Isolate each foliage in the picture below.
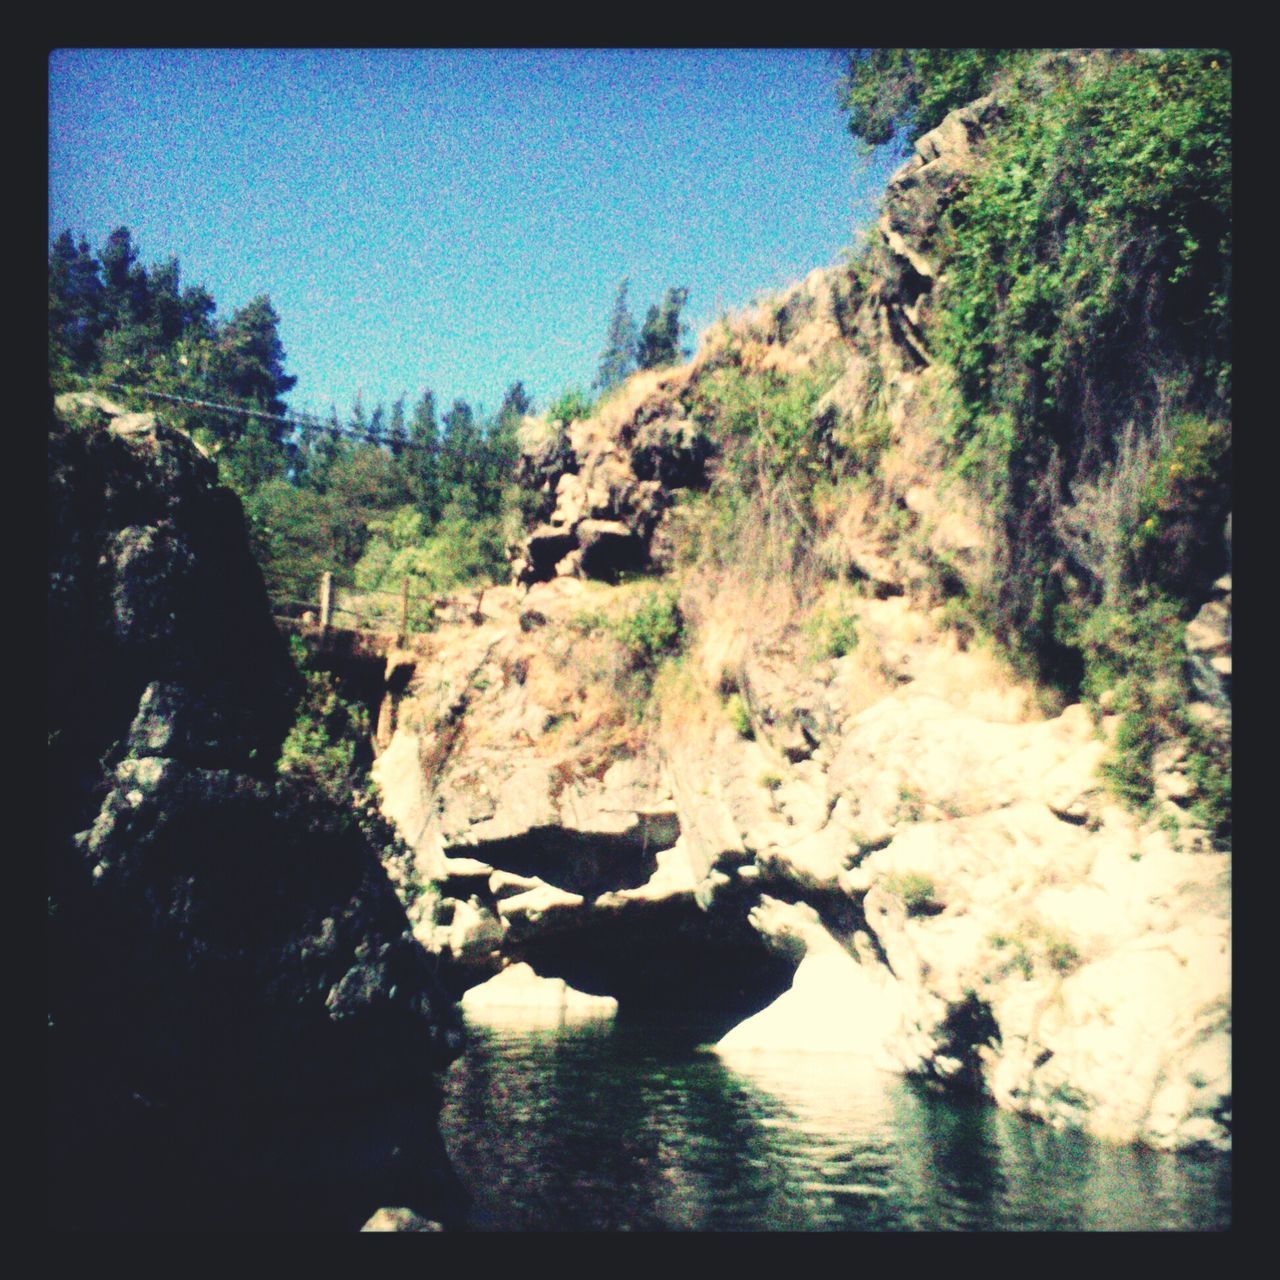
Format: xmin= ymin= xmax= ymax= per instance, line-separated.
xmin=1128 ymin=415 xmax=1231 ymax=601
xmin=636 ymin=286 xmax=690 ymax=370
xmin=990 ymin=922 xmax=1081 ymax=979
xmin=938 ymin=51 xmax=1230 ymax=464
xmin=50 ymin=227 xmax=529 ymax=614
xmin=691 ymin=359 xmax=839 ymax=504
xmin=909 ymin=48 xmax=1232 ymax=740
xmin=804 ymin=591 xmax=860 ymax=659
xmin=277 ymin=636 xmax=369 ymax=811
xmin=840 ymin=48 xmax=1029 ymax=148
xmin=354 ymin=499 xmax=511 ymax=604
xmin=595 ymin=277 xmax=639 ymax=391
xmin=610 ymin=588 xmax=684 ymax=674
xmin=882 ymin=870 xmax=937 ymax=916
xmin=1060 ymin=589 xmax=1186 ymax=811
xmin=725 ymin=693 xmax=753 ymax=740
xmin=1186 ymin=719 xmax=1231 ymax=852
xmin=242 ymin=479 xmax=351 ymax=603
xmin=547 ymin=386 xmax=594 ymax=425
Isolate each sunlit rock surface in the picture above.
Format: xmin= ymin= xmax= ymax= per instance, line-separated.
xmin=369 ymin=89 xmax=1230 ymax=1155
xmin=461 ymin=962 xmax=618 ymax=1022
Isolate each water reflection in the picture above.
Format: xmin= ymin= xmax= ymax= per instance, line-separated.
xmin=437 ymin=1016 xmax=1230 ymax=1231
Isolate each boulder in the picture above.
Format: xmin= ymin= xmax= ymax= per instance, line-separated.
xmin=460 ymin=962 xmax=618 ymax=1020
xmin=48 ymin=406 xmax=464 ymax=1230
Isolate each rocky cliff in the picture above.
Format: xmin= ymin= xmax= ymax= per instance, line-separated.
xmin=371 ymin=95 xmax=1230 ymax=1155
xmin=48 ymin=395 xmax=464 ymax=1230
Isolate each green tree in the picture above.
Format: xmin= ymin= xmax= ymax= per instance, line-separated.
xmin=48 ymin=231 xmax=105 ymax=374
xmin=636 ymin=286 xmax=689 ymax=370
xmin=439 ymin=398 xmax=479 ymax=500
xmin=242 ymin=480 xmax=352 ymax=603
xmin=840 ymin=48 xmax=1029 ymax=149
xmin=407 ymin=388 xmax=442 ymax=519
xmin=547 ymin=386 xmax=593 ymax=425
xmin=148 ymin=256 xmax=186 ymax=347
xmin=212 ymin=295 xmax=297 ymax=424
xmin=595 ymin=277 xmax=638 ymax=391
xmin=388 ymin=395 xmax=408 ymax=459
xmin=99 ymin=226 xmax=151 ymax=327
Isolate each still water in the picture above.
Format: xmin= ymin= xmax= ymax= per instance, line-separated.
xmin=438 ymin=1013 xmax=1231 ymax=1231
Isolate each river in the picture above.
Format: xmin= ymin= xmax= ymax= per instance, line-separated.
xmin=437 ymin=1012 xmax=1231 ymax=1232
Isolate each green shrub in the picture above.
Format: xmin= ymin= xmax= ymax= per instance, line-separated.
xmin=726 ymin=694 xmax=754 ymax=739
xmin=883 ymin=870 xmax=938 ymax=916
xmin=991 ymin=921 xmax=1081 ymax=979
xmin=805 ymin=601 xmax=860 ymax=659
xmin=929 ymin=51 xmax=1230 ymax=675
xmin=690 ymin=361 xmax=839 ymax=498
xmin=1044 ymin=931 xmax=1082 ymax=976
xmin=278 ymin=637 xmax=369 ymax=812
xmin=353 ymin=499 xmax=509 ymax=608
xmin=840 ymin=48 xmax=1031 ymax=149
xmin=547 ymin=386 xmax=594 ymax=425
xmin=1186 ymin=719 xmax=1231 ymax=852
xmin=895 ymin=785 xmax=926 ymax=823
xmin=611 ymin=589 xmax=684 ymax=673
xmin=1067 ymin=589 xmax=1190 ymax=813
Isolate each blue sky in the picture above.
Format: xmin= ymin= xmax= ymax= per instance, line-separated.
xmin=49 ymin=48 xmax=902 ymax=421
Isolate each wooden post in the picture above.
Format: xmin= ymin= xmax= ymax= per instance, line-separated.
xmin=400 ymin=576 xmax=410 ymax=641
xmin=318 ymin=571 xmax=333 ymax=631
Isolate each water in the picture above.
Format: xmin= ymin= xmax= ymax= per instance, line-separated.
xmin=438 ymin=1014 xmax=1231 ymax=1231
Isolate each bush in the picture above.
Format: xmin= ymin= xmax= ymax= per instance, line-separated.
xmin=726 ymin=694 xmax=754 ymax=740
xmin=690 ymin=361 xmax=838 ymax=498
xmin=1186 ymin=719 xmax=1231 ymax=852
xmin=990 ymin=922 xmax=1081 ymax=979
xmin=930 ymin=50 xmax=1231 ymax=674
xmin=841 ymin=48 xmax=1030 ymax=149
xmin=804 ymin=596 xmax=860 ymax=659
xmin=611 ymin=589 xmax=683 ymax=673
xmin=277 ymin=637 xmax=370 ymax=813
xmin=1066 ymin=590 xmax=1188 ymax=811
xmin=353 ymin=499 xmax=509 ymax=608
xmin=883 ymin=870 xmax=938 ymax=916
xmin=547 ymin=386 xmax=594 ymax=425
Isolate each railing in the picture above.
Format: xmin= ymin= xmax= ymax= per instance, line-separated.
xmin=272 ymin=572 xmax=487 ymax=640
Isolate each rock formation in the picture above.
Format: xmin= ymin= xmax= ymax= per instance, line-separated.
xmin=370 ymin=92 xmax=1231 ymax=1155
xmin=48 ymin=396 xmax=464 ymax=1230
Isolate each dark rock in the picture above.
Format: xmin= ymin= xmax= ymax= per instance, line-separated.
xmin=48 ymin=406 xmax=464 ymax=1230
xmin=577 ymin=518 xmax=648 ymax=580
xmin=522 ymin=525 xmax=578 ymax=583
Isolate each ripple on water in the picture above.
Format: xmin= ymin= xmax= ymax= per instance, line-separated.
xmin=437 ymin=1015 xmax=1231 ymax=1231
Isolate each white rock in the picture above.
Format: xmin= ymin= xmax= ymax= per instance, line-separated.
xmin=716 ymin=946 xmax=908 ymax=1061
xmin=460 ymin=962 xmax=617 ymax=1021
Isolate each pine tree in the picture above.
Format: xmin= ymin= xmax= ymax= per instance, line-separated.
xmin=595 ymin=278 xmax=638 ymax=391
xmin=213 ymin=295 xmax=297 ymax=424
xmin=408 ymin=389 xmax=442 ymax=520
xmin=100 ymin=226 xmax=149 ymax=326
xmin=636 ymin=286 xmax=690 ymax=371
xmin=48 ymin=231 xmax=105 ymax=373
xmin=440 ymin=399 xmax=478 ymax=500
xmin=389 ymin=395 xmax=408 ymax=459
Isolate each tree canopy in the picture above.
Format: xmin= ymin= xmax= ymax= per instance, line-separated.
xmin=840 ymin=49 xmax=1029 ymax=149
xmin=636 ymin=286 xmax=689 ymax=371
xmin=595 ymin=278 xmax=638 ymax=391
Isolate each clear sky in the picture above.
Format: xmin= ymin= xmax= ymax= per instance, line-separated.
xmin=49 ymin=48 xmax=902 ymax=421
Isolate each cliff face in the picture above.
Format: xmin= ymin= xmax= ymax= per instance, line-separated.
xmin=48 ymin=398 xmax=464 ymax=1230
xmin=372 ymin=97 xmax=1230 ymax=1154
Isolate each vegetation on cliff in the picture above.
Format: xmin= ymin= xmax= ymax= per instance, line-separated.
xmin=51 ymin=49 xmax=1229 ymax=848
xmin=905 ymin=50 xmax=1229 ymax=842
